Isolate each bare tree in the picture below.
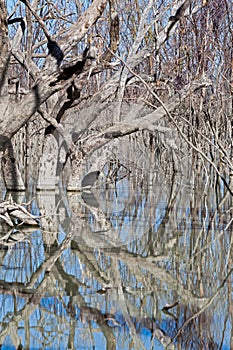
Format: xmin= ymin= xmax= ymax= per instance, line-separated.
xmin=0 ymin=0 xmax=232 ymax=191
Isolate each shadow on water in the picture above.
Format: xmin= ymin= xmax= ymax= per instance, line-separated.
xmin=0 ymin=169 xmax=232 ymax=350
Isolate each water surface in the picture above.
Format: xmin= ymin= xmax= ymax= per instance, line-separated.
xmin=0 ymin=173 xmax=232 ymax=349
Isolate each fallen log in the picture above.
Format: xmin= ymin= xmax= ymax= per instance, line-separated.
xmin=0 ymin=200 xmax=39 ymax=226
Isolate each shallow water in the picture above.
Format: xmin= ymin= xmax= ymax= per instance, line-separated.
xmin=0 ymin=173 xmax=232 ymax=350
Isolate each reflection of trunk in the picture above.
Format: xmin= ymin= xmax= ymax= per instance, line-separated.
xmin=0 ymin=136 xmax=25 ymax=190
xmin=146 ymin=170 xmax=179 ymax=256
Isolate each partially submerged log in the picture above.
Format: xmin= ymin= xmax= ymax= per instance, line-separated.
xmin=0 ymin=228 xmax=30 ymax=247
xmin=0 ymin=201 xmax=39 ymax=226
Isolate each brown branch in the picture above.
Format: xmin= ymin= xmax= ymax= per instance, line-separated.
xmin=101 ymin=0 xmax=119 ymax=62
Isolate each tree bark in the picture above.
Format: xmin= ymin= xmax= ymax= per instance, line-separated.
xmin=0 ymin=0 xmax=10 ymax=96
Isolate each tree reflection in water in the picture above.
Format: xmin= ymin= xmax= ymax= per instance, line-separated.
xmin=0 ymin=170 xmax=232 ymax=350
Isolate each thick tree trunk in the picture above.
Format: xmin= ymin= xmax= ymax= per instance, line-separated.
xmin=0 ymin=136 xmax=25 ymax=190
xmin=0 ymin=2 xmax=25 ymax=190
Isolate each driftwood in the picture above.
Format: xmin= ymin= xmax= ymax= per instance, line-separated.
xmin=0 ymin=201 xmax=39 ymax=226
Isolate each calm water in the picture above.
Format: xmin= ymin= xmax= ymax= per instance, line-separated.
xmin=0 ymin=173 xmax=232 ymax=350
